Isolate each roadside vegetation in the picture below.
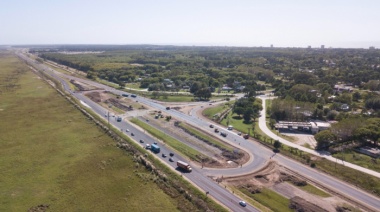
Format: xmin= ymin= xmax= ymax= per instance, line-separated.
xmin=332 ymin=150 xmax=380 ymax=172
xmin=296 ymin=184 xmax=331 ymax=198
xmin=239 ymin=188 xmax=292 ymax=212
xmin=203 ymin=103 xmax=230 ymax=120
xmin=1 ymin=51 xmax=225 ymax=212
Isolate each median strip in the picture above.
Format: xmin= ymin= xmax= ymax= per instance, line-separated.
xmin=130 ymin=118 xmax=208 ymax=162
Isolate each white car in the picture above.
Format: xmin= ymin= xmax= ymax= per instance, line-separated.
xmin=126 ymin=129 xmax=130 ymax=132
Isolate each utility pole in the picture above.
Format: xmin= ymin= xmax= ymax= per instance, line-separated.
xmin=107 ymin=111 xmax=110 ymax=130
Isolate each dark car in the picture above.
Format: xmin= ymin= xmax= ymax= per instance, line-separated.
xmin=209 ymin=124 xmax=214 ymax=128
xmin=169 ymin=158 xmax=174 ymax=162
xmin=214 ymin=128 xmax=219 ymax=133
xmin=239 ymin=201 xmax=247 ymax=207
xmin=139 ymin=139 xmax=144 ymax=143
xmin=169 ymin=153 xmax=174 ymax=157
xmin=162 ymin=153 xmax=167 ymax=158
xmin=166 ymin=107 xmax=170 ymax=110
xmin=131 ymin=133 xmax=134 ymax=136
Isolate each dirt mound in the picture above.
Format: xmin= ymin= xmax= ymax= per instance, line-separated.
xmin=239 ymin=183 xmax=262 ymax=194
xmin=70 ymin=79 xmax=88 ymax=91
xmin=28 ymin=204 xmax=49 ymax=212
xmin=280 ymin=172 xmax=307 ymax=186
xmin=86 ymin=91 xmax=102 ymax=102
xmin=105 ymin=98 xmax=133 ymax=111
xmin=221 ymin=150 xmax=244 ymax=161
xmin=224 ymin=161 xmax=281 ymax=187
xmin=289 ymin=196 xmax=328 ymax=212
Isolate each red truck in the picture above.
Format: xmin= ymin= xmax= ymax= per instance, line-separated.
xmin=177 ymin=161 xmax=192 ymax=172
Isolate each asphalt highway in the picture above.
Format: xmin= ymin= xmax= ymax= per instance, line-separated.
xmin=17 ymin=52 xmax=380 ymax=211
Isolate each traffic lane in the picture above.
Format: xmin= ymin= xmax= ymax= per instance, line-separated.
xmin=186 ymin=169 xmax=258 ymax=212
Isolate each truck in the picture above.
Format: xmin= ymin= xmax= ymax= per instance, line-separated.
xmin=177 ymin=161 xmax=192 ymax=172
xmin=150 ymin=144 xmax=160 ymax=153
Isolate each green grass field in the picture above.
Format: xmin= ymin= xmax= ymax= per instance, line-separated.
xmin=333 ymin=150 xmax=380 ymax=173
xmin=239 ymin=188 xmax=291 ymax=212
xmin=285 ymin=182 xmax=330 ymax=197
xmin=0 ymin=52 xmax=180 ymax=211
xmin=298 ymin=184 xmax=331 ymax=197
xmin=125 ymin=82 xmax=142 ymax=90
xmin=130 ymin=118 xmax=207 ymax=162
xmin=203 ymin=103 xmax=229 ymax=119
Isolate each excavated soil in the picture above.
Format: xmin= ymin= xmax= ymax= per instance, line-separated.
xmin=70 ymin=79 xmax=96 ymax=91
xmin=221 ymin=161 xmax=356 ymax=212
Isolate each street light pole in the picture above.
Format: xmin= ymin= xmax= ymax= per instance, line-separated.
xmin=107 ymin=111 xmax=110 ymax=130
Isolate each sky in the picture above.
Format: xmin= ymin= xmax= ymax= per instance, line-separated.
xmin=1 ymin=0 xmax=379 ymax=48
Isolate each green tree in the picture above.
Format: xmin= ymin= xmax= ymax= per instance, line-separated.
xmin=314 ymin=130 xmax=337 ymax=150
xmin=243 ymin=108 xmax=253 ymax=123
xmin=353 ymin=118 xmax=380 ymax=146
xmin=233 ymin=106 xmax=245 ymax=117
xmin=273 ymin=140 xmax=282 ymax=151
xmin=352 ymin=91 xmax=361 ymax=102
xmin=195 ymin=87 xmax=212 ymax=100
xmin=118 ymin=81 xmax=125 ymax=89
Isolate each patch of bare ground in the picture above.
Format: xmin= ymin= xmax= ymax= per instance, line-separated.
xmin=85 ymin=91 xmax=102 ymax=102
xmin=222 ymin=161 xmax=355 ymax=212
xmin=85 ymin=91 xmax=148 ymax=114
xmin=105 ymin=98 xmax=134 ymax=111
xmin=70 ymin=79 xmax=97 ymax=91
xmin=289 ymin=196 xmax=329 ymax=212
xmin=273 ymin=183 xmax=337 ymax=212
xmin=28 ymin=204 xmax=49 ymax=212
xmin=178 ymin=105 xmax=197 ymax=115
xmin=223 ymin=161 xmax=281 ymax=187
